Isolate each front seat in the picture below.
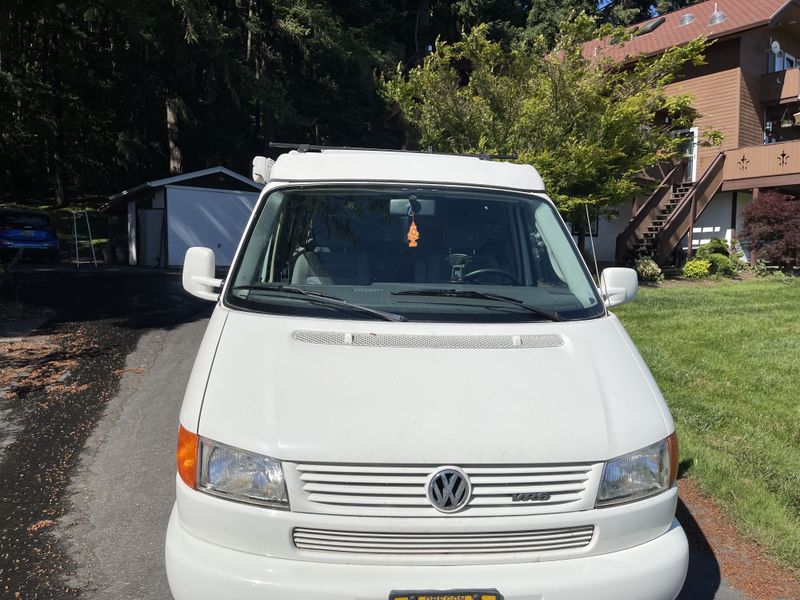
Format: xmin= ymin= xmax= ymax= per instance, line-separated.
xmin=417 ymin=218 xmax=499 ymax=283
xmin=291 ymin=249 xmax=334 ymax=285
xmin=291 ymin=245 xmax=371 ymax=285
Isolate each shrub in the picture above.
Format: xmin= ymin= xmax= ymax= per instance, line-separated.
xmin=695 ymin=238 xmax=730 ymax=259
xmin=741 ymin=191 xmax=800 ymax=268
xmin=754 ymin=258 xmax=770 ymax=277
xmin=706 ymin=252 xmax=735 ymax=276
xmin=729 ymin=239 xmax=748 ymax=272
xmin=635 ymin=258 xmax=664 ymax=283
xmin=682 ymin=258 xmax=711 ymax=279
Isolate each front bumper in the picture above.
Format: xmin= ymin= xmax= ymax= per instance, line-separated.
xmin=166 ymin=506 xmax=688 ymax=600
xmin=0 ymin=238 xmax=58 ymax=250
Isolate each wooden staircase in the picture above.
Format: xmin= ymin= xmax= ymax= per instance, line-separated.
xmin=616 ymin=152 xmax=727 ymax=265
xmin=633 ymin=182 xmax=692 ymax=260
xmin=655 ymin=151 xmax=726 ymax=264
xmin=615 ymin=160 xmax=687 ymax=265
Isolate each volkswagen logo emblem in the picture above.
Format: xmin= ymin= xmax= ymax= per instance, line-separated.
xmin=426 ymin=466 xmax=471 ymax=513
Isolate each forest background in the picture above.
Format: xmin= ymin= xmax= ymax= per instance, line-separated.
xmin=1 ymin=0 xmax=702 ymax=205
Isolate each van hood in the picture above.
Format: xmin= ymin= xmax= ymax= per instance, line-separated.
xmin=198 ymin=309 xmax=672 ymax=464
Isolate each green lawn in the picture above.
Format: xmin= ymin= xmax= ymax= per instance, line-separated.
xmin=614 ymin=277 xmax=800 ymax=574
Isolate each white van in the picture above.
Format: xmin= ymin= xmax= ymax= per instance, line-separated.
xmin=166 ymin=148 xmax=688 ymax=600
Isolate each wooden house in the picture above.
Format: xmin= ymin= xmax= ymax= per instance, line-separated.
xmin=583 ymin=0 xmax=800 ymax=264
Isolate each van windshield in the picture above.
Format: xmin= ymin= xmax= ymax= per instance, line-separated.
xmin=226 ymin=186 xmax=604 ymax=322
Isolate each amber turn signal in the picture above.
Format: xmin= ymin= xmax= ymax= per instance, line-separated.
xmin=177 ymin=424 xmax=199 ymax=489
xmin=667 ymin=431 xmax=679 ymax=487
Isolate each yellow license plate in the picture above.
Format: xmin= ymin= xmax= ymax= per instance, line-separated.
xmin=390 ymin=590 xmax=503 ymax=600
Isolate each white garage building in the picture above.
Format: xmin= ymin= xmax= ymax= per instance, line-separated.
xmin=104 ymin=167 xmax=262 ymax=268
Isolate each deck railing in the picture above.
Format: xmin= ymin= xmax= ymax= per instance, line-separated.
xmin=723 ymin=139 xmax=800 ymax=184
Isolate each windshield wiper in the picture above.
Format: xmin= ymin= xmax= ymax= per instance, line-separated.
xmin=392 ymin=288 xmax=562 ymax=322
xmin=232 ymin=283 xmax=406 ymax=322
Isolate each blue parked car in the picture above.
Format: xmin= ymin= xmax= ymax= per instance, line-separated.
xmin=0 ymin=208 xmax=60 ymax=262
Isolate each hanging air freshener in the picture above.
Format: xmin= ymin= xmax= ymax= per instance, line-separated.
xmin=407 ymin=211 xmax=420 ymax=247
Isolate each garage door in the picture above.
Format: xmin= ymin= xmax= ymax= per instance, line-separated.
xmin=166 ymin=185 xmax=259 ymax=267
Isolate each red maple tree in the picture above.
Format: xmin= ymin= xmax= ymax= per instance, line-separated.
xmin=741 ymin=190 xmax=800 ymax=268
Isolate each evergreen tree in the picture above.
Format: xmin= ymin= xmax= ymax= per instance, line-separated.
xmin=599 ymin=0 xmax=702 ymax=26
xmin=525 ymin=0 xmax=597 ymax=46
xmin=0 ymin=0 xmax=708 ymax=204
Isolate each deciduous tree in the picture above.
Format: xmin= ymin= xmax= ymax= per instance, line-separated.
xmin=381 ymin=14 xmax=710 ymax=249
xmin=741 ymin=191 xmax=800 ymax=268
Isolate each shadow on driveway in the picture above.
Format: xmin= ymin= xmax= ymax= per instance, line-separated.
xmin=677 ymin=496 xmax=729 ymax=599
xmin=0 ymin=264 xmax=212 ymax=598
xmin=3 ymin=264 xmax=212 ymax=331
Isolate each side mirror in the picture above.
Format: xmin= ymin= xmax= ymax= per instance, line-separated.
xmin=182 ymin=247 xmax=223 ymax=301
xmin=599 ymin=267 xmax=638 ymax=307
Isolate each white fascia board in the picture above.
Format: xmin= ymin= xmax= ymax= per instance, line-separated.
xmin=149 ymin=167 xmax=263 ymax=191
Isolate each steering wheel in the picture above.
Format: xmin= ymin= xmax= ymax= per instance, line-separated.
xmin=463 ymin=268 xmax=522 ymax=286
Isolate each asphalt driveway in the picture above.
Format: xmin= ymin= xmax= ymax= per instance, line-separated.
xmin=0 ymin=265 xmax=754 ymax=599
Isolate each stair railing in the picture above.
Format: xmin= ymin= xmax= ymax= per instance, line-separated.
xmin=656 ymin=151 xmax=726 ymax=264
xmin=615 ymin=160 xmax=686 ymax=264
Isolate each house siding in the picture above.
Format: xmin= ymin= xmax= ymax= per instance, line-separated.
xmin=572 ymin=202 xmax=633 ymax=264
xmin=679 ymin=191 xmax=753 ymax=259
xmin=739 ymin=29 xmax=770 ymax=148
xmin=666 ymin=39 xmax=742 ymax=178
xmin=666 ymin=74 xmax=740 ymax=176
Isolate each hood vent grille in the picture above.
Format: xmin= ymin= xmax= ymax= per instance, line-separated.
xmin=293 ymin=330 xmax=564 ymax=350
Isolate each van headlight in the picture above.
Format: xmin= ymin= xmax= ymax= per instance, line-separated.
xmin=198 ymin=438 xmax=288 ymax=508
xmin=596 ymin=433 xmax=678 ymax=507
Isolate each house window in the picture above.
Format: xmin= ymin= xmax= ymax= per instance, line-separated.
xmin=570 ymin=211 xmax=599 ymax=237
xmin=768 ymin=49 xmax=797 ymax=72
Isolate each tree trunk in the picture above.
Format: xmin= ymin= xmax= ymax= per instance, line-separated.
xmin=414 ymin=0 xmax=430 ymax=65
xmin=166 ymin=97 xmax=183 ymax=175
xmin=53 ymin=116 xmax=67 ymax=206
xmin=575 ymin=210 xmax=587 ymax=255
xmin=246 ymin=0 xmax=253 ymax=62
xmin=262 ymin=101 xmax=275 ymax=146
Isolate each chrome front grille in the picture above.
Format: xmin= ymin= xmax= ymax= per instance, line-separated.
xmin=286 ymin=463 xmax=600 ymax=517
xmin=293 ymin=525 xmax=594 ymax=555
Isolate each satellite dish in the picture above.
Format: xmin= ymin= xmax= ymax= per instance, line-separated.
xmin=771 ymin=40 xmax=782 ymax=55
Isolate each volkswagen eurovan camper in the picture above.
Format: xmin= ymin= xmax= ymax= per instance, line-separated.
xmin=166 ymin=148 xmax=689 ymax=600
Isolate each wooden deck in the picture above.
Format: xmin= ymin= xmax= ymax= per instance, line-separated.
xmin=722 ymin=139 xmax=800 ymax=190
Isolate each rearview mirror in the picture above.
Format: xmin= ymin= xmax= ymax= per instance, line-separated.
xmin=389 ymin=197 xmax=436 ymax=216
xmin=182 ymin=247 xmax=223 ymax=301
xmin=599 ymin=267 xmax=638 ymax=307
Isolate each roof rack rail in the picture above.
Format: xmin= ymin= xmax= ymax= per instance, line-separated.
xmin=268 ymin=142 xmax=516 ymax=162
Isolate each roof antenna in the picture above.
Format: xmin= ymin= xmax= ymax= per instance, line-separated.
xmin=584 ymin=203 xmax=601 ymax=285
